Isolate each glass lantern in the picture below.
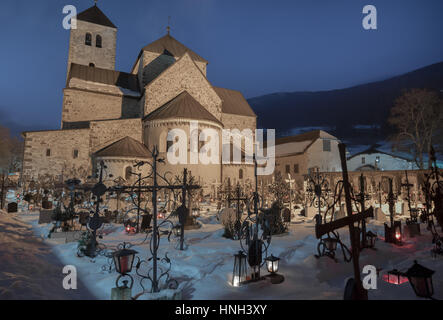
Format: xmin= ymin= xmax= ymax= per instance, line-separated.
xmin=366 ymin=231 xmax=377 ymax=248
xmin=405 ymin=260 xmax=435 ymax=298
xmin=113 ymin=247 xmax=138 ymax=275
xmin=386 ymin=269 xmax=408 ymax=285
xmin=232 ymin=251 xmax=247 ymax=287
xmin=324 ymin=237 xmax=338 ymax=251
xmin=173 ymin=224 xmax=182 ymax=237
xmin=265 ymin=255 xmax=280 ymax=274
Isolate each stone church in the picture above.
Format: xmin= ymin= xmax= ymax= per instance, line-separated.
xmin=21 ymin=4 xmax=257 ymax=192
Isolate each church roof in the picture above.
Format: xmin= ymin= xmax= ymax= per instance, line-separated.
xmin=144 ymin=91 xmax=223 ymax=126
xmin=94 ymin=136 xmax=151 ymax=158
xmin=213 ymin=87 xmax=256 ymax=117
xmin=77 ymin=5 xmax=116 ymax=29
xmin=133 ymin=34 xmax=207 ymax=70
xmin=142 ymin=50 xmax=176 ymax=86
xmin=67 ymin=63 xmax=139 ymax=92
xmin=275 ymin=130 xmax=337 ymax=146
xmin=142 ymin=35 xmax=207 ymax=63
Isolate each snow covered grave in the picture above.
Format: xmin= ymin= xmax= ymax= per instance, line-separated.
xmin=0 ymin=207 xmax=441 ymax=300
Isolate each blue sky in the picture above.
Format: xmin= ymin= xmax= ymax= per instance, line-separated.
xmin=0 ymin=0 xmax=442 ymax=133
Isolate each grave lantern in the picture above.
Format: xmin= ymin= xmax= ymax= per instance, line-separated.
xmin=386 ymin=269 xmax=408 ymax=285
xmin=405 ymin=260 xmax=435 ymax=299
xmin=192 ymin=207 xmax=200 ymax=217
xmin=113 ymin=247 xmax=138 ymax=275
xmin=395 ymin=229 xmax=401 ymax=241
xmin=232 ymin=251 xmax=247 ymax=287
xmin=173 ymin=224 xmax=182 ymax=237
xmin=366 ymin=231 xmax=377 ymax=248
xmin=324 ymin=237 xmax=338 ymax=251
xmin=265 ymin=255 xmax=280 ymax=274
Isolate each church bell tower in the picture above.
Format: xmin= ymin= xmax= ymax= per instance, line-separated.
xmin=66 ymin=4 xmax=117 ymax=79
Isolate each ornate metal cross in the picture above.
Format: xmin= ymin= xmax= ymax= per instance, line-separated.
xmin=315 ymin=143 xmax=373 ymax=300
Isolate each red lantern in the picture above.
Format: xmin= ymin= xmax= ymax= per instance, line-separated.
xmin=113 ymin=247 xmax=138 ymax=275
xmin=385 ymin=269 xmax=408 ymax=285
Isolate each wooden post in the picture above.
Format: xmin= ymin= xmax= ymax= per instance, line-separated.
xmin=338 ymin=143 xmax=368 ymax=300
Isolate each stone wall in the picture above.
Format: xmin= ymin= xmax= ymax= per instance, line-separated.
xmin=90 ymin=118 xmax=143 ymax=153
xmin=62 ymin=88 xmax=140 ymax=124
xmin=144 ymin=53 xmax=222 ymax=119
xmin=22 ymin=129 xmax=91 ymax=182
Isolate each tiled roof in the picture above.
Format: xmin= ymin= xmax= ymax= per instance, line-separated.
xmin=142 ymin=34 xmax=207 ymax=63
xmin=68 ymin=63 xmax=139 ymax=92
xmin=144 ymin=91 xmax=222 ymax=126
xmin=142 ymin=50 xmax=176 ymax=86
xmin=77 ymin=5 xmax=116 ymax=28
xmin=213 ymin=87 xmax=256 ymax=117
xmin=94 ymin=136 xmax=151 ymax=158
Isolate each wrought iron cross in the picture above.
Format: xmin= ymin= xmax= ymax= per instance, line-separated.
xmin=315 ymin=144 xmax=373 ymax=300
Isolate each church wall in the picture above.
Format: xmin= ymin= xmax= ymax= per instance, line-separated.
xmin=22 ymin=129 xmax=91 ymax=182
xmin=62 ymin=88 xmax=139 ymax=124
xmin=222 ymin=164 xmax=255 ymax=187
xmin=144 ymin=54 xmax=221 ymax=119
xmin=90 ymin=118 xmax=143 ymax=153
xmin=221 ymin=113 xmax=256 ymax=132
xmin=143 ymin=119 xmax=222 ymax=188
xmin=67 ymin=19 xmax=116 ymax=77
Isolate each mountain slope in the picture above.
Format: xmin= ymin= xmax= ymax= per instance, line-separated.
xmin=248 ymin=61 xmax=443 ymax=144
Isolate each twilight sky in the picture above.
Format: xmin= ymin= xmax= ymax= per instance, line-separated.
xmin=0 ymin=0 xmax=442 ymax=134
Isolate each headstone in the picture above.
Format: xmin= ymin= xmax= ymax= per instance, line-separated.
xmin=78 ymin=212 xmax=90 ymax=226
xmin=140 ymin=214 xmax=152 ymax=231
xmin=48 ymin=231 xmax=83 ymax=243
xmin=336 ymin=204 xmax=346 ymax=219
xmin=374 ymin=208 xmax=387 ymax=222
xmin=306 ymin=206 xmax=318 ymax=218
xmin=7 ymin=202 xmax=18 ymax=213
xmin=282 ymin=207 xmax=291 ymax=223
xmin=111 ymin=286 xmax=132 ymax=300
xmin=218 ymin=207 xmax=237 ymax=226
xmin=42 ymin=197 xmax=52 ymax=209
xmin=404 ymin=223 xmax=421 ymax=238
xmin=38 ymin=209 xmax=53 ymax=224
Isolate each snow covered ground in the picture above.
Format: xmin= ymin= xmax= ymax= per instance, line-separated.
xmin=1 ymin=208 xmax=443 ymax=300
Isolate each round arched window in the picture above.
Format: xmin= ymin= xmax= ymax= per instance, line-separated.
xmin=125 ymin=166 xmax=132 ymax=180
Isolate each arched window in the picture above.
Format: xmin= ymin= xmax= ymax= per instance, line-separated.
xmin=159 ymin=131 xmax=167 ymax=153
xmin=89 ymin=63 xmax=95 ymax=67
xmin=85 ymin=33 xmax=92 ymax=46
xmin=239 ymin=169 xmax=243 ymax=180
xmin=125 ymin=166 xmax=132 ymax=180
xmin=96 ymin=35 xmax=102 ymax=48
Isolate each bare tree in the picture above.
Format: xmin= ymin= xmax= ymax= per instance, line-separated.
xmin=389 ymin=89 xmax=443 ymax=169
xmin=0 ymin=125 xmax=23 ymax=173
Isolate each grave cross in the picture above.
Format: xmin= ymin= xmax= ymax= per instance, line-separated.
xmin=285 ymin=173 xmax=295 ymax=214
xmin=401 ymin=170 xmax=415 ymax=219
xmin=229 ymin=184 xmax=248 ymax=238
xmin=355 ymin=174 xmax=371 ymax=249
xmin=315 ymin=143 xmax=373 ymax=300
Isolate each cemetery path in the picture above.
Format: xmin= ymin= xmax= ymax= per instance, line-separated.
xmin=0 ymin=213 xmax=96 ymax=300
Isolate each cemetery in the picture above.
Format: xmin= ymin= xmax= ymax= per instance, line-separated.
xmin=0 ymin=1 xmax=442 ymax=306
xmin=0 ymin=142 xmax=442 ymax=300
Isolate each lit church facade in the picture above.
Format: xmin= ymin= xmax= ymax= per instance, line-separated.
xmin=21 ymin=5 xmax=257 ymax=191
